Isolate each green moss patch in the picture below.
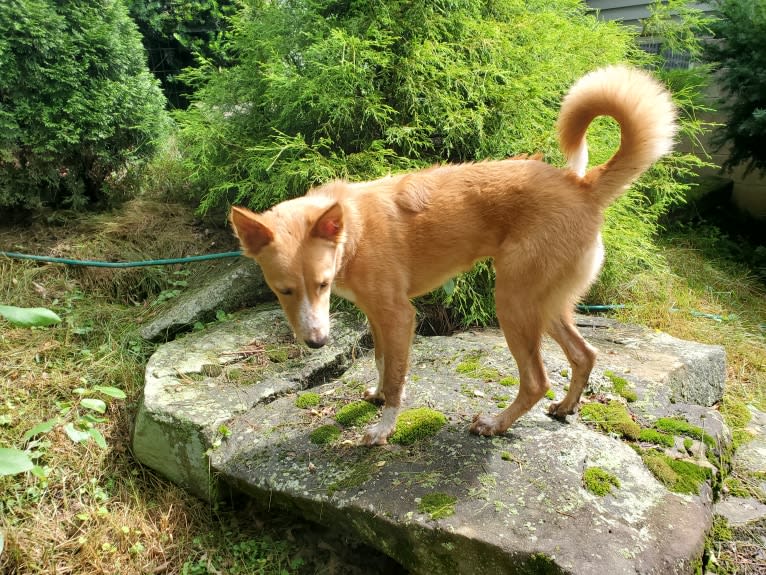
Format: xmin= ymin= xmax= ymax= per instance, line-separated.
xmin=418 ymin=492 xmax=457 ymax=520
xmin=295 ymin=392 xmax=321 ymax=409
xmin=544 ymin=389 xmax=555 ymax=400
xmin=456 ymin=352 xmax=501 ymax=381
xmin=710 ymin=515 xmax=733 ymax=542
xmin=640 ymin=450 xmax=712 ymax=494
xmin=335 ymin=400 xmax=378 ymax=427
xmin=580 ymin=401 xmax=641 ymax=440
xmin=389 ymin=408 xmax=447 ymax=445
xmin=604 ymin=370 xmax=637 ymax=402
xmin=499 ymin=375 xmax=519 ymax=387
xmin=309 ymin=424 xmax=341 ymax=445
xmin=582 ymin=467 xmax=621 ymax=496
xmin=637 ymin=428 xmax=675 ymax=447
xmin=654 ymin=417 xmax=716 ymax=449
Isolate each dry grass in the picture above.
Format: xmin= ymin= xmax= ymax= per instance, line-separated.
xmin=0 ymin=202 xmax=282 ymax=575
xmin=606 ymin=233 xmax=765 ymax=410
xmin=0 ymin=201 xmax=400 ymax=575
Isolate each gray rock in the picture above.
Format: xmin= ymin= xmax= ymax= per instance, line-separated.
xmin=133 ymin=313 xmax=729 ymax=573
xmin=139 ymin=257 xmax=274 ymax=342
xmin=715 ymin=497 xmax=766 ymax=526
xmin=132 ymin=304 xmax=368 ymax=499
xmin=735 ymin=406 xmax=766 ymax=476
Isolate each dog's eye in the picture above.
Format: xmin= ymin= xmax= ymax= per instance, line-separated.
xmin=319 ymin=281 xmax=329 ymax=289
xmin=277 ymin=288 xmax=293 ymax=296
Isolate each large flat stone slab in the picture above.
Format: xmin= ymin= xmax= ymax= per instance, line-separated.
xmin=132 ymin=304 xmax=368 ymax=499
xmin=133 ymin=312 xmax=728 ymax=573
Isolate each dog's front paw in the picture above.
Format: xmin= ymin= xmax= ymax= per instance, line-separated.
xmin=362 ymin=421 xmax=393 ymax=446
xmin=547 ymin=400 xmax=577 ymax=420
xmin=363 ymin=386 xmax=385 ymax=404
xmin=361 ymin=406 xmax=398 ymax=446
xmin=469 ymin=413 xmax=499 ymax=436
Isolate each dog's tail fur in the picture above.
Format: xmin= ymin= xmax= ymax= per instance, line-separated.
xmin=557 ymin=65 xmax=677 ymax=206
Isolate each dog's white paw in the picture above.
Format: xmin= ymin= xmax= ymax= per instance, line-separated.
xmin=361 ymin=406 xmax=398 ymax=446
xmin=363 ymin=385 xmax=385 ymax=404
xmin=469 ymin=413 xmax=499 ymax=436
xmin=547 ymin=400 xmax=576 ymax=419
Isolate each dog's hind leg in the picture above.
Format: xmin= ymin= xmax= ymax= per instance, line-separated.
xmin=362 ymin=302 xmax=416 ymax=446
xmin=470 ymin=285 xmax=550 ymax=436
xmin=546 ymin=314 xmax=597 ymax=418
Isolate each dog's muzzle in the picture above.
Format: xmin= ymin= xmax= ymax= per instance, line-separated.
xmin=305 ymin=336 xmax=328 ymax=349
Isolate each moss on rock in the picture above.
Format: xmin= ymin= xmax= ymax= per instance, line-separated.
xmin=654 ymin=417 xmax=716 ymax=449
xmin=582 ymin=466 xmax=621 ymax=496
xmin=310 ymin=424 xmax=341 ymax=445
xmin=456 ymin=352 xmax=501 ymax=381
xmin=638 ymin=428 xmax=675 ymax=447
xmin=580 ymin=401 xmax=641 ymax=440
xmin=604 ymin=370 xmax=637 ymax=402
xmin=296 ymin=392 xmax=321 ymax=409
xmin=418 ymin=492 xmax=457 ymax=520
xmin=640 ymin=450 xmax=712 ymax=495
xmin=389 ymin=408 xmax=447 ymax=445
xmin=335 ymin=400 xmax=378 ymax=427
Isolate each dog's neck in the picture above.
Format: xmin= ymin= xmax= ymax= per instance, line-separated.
xmin=331 ymin=199 xmax=360 ymax=286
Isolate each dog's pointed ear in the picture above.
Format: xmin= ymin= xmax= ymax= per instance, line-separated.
xmin=312 ymin=203 xmax=343 ymax=243
xmin=230 ymin=206 xmax=274 ymax=256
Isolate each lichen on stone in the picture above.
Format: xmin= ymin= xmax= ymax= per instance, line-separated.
xmin=604 ymin=370 xmax=637 ymax=402
xmin=389 ymin=408 xmax=447 ymax=445
xmin=309 ymin=424 xmax=341 ymax=445
xmin=582 ymin=466 xmax=621 ymax=496
xmin=579 ymin=400 xmax=641 ymax=440
xmin=418 ymin=492 xmax=457 ymax=520
xmin=296 ymin=392 xmax=321 ymax=409
xmin=335 ymin=400 xmax=378 ymax=427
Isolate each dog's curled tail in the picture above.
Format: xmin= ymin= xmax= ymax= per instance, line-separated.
xmin=557 ymin=65 xmax=677 ymax=206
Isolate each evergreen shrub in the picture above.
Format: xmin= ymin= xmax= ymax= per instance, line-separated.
xmin=176 ymin=0 xmax=709 ymax=328
xmin=0 ymin=0 xmax=167 ymax=213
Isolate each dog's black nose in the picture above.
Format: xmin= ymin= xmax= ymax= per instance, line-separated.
xmin=305 ymin=337 xmax=327 ymax=349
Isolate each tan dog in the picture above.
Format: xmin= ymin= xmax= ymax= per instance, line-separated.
xmin=230 ymin=65 xmax=677 ymax=446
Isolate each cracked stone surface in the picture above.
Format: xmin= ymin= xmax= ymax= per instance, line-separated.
xmin=133 ymin=308 xmax=729 ymax=574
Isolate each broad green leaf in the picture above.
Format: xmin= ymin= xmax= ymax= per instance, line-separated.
xmin=80 ymin=398 xmax=107 ymax=413
xmin=88 ymin=428 xmax=107 ymax=449
xmin=31 ymin=465 xmax=47 ymax=479
xmin=0 ymin=447 xmax=34 ymax=476
xmin=93 ymin=385 xmax=127 ymax=399
xmin=22 ymin=418 xmax=59 ymax=442
xmin=0 ymin=305 xmax=61 ymax=327
xmin=63 ymin=423 xmax=90 ymax=444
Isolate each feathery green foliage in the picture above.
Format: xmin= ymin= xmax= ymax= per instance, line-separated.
xmin=176 ymin=0 xmax=710 ymax=328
